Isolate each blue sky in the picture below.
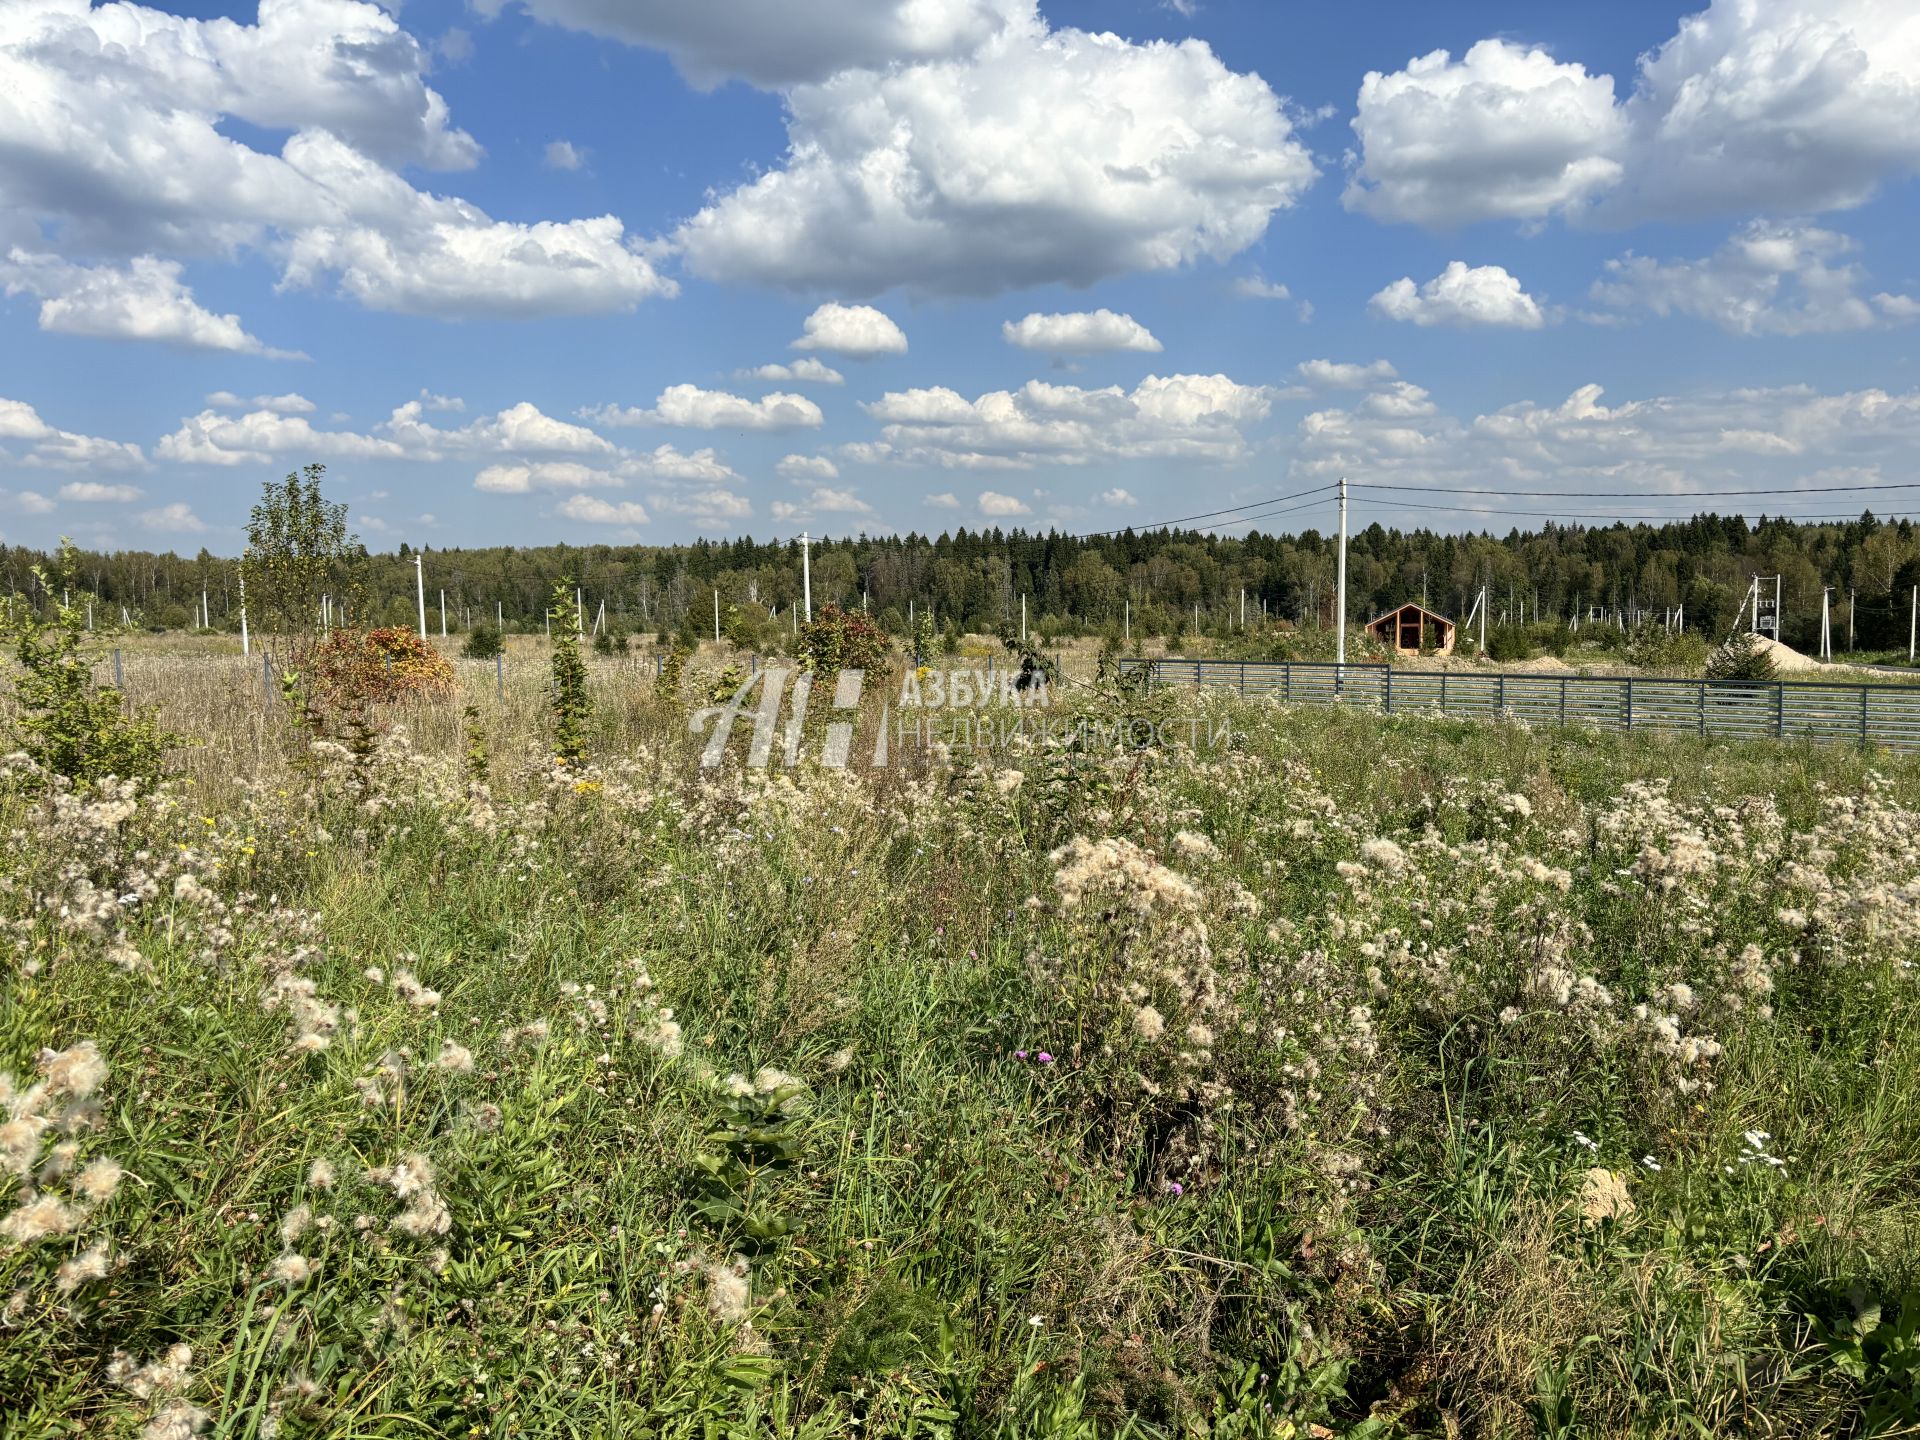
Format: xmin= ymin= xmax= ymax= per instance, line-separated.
xmin=2 ymin=0 xmax=1918 ymax=553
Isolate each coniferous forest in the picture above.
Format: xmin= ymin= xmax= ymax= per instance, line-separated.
xmin=19 ymin=510 xmax=1920 ymax=654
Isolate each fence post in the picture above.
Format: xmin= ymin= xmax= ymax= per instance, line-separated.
xmin=1497 ymin=674 xmax=1506 ymax=716
xmin=496 ymin=650 xmax=504 ymax=702
xmin=1559 ymin=676 xmax=1567 ymax=729
xmin=1698 ymin=681 xmax=1707 ymax=738
xmin=262 ymin=652 xmax=273 ymax=704
xmin=1775 ymin=682 xmax=1785 ymax=739
xmin=1861 ymin=686 xmax=1870 ymax=750
xmin=1384 ymin=665 xmax=1393 ymax=714
xmin=1240 ymin=660 xmax=1247 ymax=697
xmin=1625 ymin=676 xmax=1634 ymax=731
xmin=1283 ymin=662 xmax=1292 ymax=703
xmin=1439 ymin=671 xmax=1447 ymax=713
xmin=113 ymin=648 xmax=123 ymax=688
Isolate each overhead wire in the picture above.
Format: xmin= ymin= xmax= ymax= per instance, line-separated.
xmin=1065 ymin=483 xmax=1337 ymax=539
xmin=1351 ymin=479 xmax=1920 ymax=501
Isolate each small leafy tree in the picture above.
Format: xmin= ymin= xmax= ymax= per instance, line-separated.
xmin=708 ymin=661 xmax=745 ymax=704
xmin=656 ymin=642 xmax=690 ymax=702
xmin=548 ymin=578 xmax=590 ymax=765
xmin=996 ymin=622 xmax=1057 ymax=692
xmin=798 ymin=603 xmax=890 ymax=680
xmin=244 ymin=464 xmax=359 ymax=663
xmin=1 ymin=542 xmax=178 ymax=786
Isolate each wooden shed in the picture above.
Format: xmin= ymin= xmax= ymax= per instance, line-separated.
xmin=1366 ymin=602 xmax=1456 ymax=656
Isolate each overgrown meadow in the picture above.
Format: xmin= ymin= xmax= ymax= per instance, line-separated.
xmin=5 ymin=639 xmax=1920 ymax=1438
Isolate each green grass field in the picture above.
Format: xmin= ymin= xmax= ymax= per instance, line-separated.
xmin=4 ymin=648 xmax=1920 ymax=1438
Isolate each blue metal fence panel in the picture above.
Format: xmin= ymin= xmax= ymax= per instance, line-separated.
xmin=1117 ymin=658 xmax=1920 ymax=751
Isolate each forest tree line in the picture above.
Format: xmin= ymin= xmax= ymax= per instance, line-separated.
xmin=11 ymin=508 xmax=1920 ymax=655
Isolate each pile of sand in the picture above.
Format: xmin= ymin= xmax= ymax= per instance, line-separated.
xmin=1751 ymin=636 xmax=1827 ymax=674
xmin=1505 ymin=654 xmax=1575 ymax=674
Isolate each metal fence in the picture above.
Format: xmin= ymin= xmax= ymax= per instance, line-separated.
xmin=1119 ymin=658 xmax=1920 ymax=751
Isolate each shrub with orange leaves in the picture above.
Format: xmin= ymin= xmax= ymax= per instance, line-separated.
xmin=309 ymin=627 xmax=454 ymax=710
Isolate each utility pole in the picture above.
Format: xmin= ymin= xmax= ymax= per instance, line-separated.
xmin=239 ymin=564 xmax=249 ymax=657
xmin=714 ymin=587 xmax=721 ymax=643
xmin=1021 ymin=593 xmax=1027 ymax=643
xmin=800 ymin=532 xmax=812 ymax=622
xmin=1910 ymin=584 xmax=1917 ymax=663
xmin=1123 ymin=598 xmax=1130 ymax=645
xmin=1819 ymin=587 xmax=1832 ymax=662
xmin=1847 ymin=588 xmax=1855 ymax=654
xmin=1334 ymin=475 xmax=1348 ymax=671
xmin=439 ymin=589 xmax=447 ymax=639
xmin=414 ymin=553 xmax=426 ymax=641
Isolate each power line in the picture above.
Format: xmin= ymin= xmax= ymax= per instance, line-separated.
xmin=758 ymin=483 xmax=1340 ymax=547
xmin=1192 ymin=493 xmax=1349 ymax=533
xmin=1067 ymin=484 xmax=1337 ymax=540
xmin=1351 ymin=479 xmax=1920 ymax=501
xmin=1349 ymin=497 xmax=1920 ymax=527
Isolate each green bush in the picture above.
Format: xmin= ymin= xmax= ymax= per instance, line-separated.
xmin=799 ymin=603 xmax=891 ymax=679
xmin=461 ymin=624 xmax=503 ymax=661
xmin=1486 ymin=624 xmax=1533 ymax=663
xmin=1705 ymin=630 xmax=1778 ymax=683
xmin=0 ymin=542 xmax=178 ymax=786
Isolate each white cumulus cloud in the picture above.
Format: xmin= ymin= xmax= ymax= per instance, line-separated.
xmin=1369 ymin=262 xmax=1548 ymax=329
xmin=584 ymin=386 xmax=825 ymax=431
xmin=474 ymin=461 xmax=622 ymax=493
xmin=978 ymin=490 xmax=1032 ymax=516
xmin=1345 ymin=40 xmax=1624 ymax=226
xmin=777 ymin=454 xmax=841 ymax=480
xmin=1590 ymin=222 xmax=1918 ymax=336
xmin=1346 ymin=2 xmax=1920 ymax=228
xmin=674 ymin=7 xmax=1317 ymax=295
xmin=140 ymin=502 xmax=206 ymax=532
xmin=1288 ymin=369 xmax=1920 ymax=503
xmin=1002 ymin=309 xmax=1162 ymax=354
xmin=0 ymin=1 xmax=672 ymax=319
xmin=791 ymin=303 xmax=908 ymax=358
xmin=555 ymin=494 xmax=651 ymax=526
xmin=858 ymin=373 xmax=1272 ymax=469
xmin=58 ymin=482 xmax=143 ymax=503
xmin=1292 ymin=359 xmax=1400 ymax=390
xmin=1233 ymin=274 xmax=1292 ymax=300
xmin=159 ymin=398 xmax=612 ymax=466
xmin=0 ymin=397 xmax=146 ymax=473
xmin=1 ymin=252 xmax=302 ymax=356
xmin=207 ymin=392 xmax=316 ymax=414
xmin=741 ymin=358 xmax=845 ymax=385
xmin=486 ymin=0 xmax=1025 ymax=89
